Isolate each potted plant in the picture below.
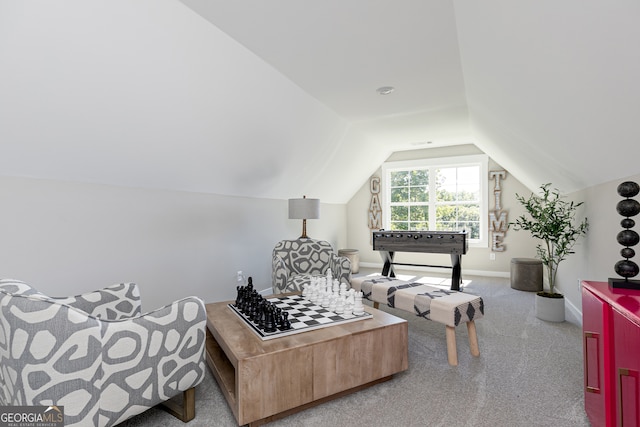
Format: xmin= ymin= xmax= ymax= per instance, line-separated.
xmin=511 ymin=183 xmax=589 ymax=322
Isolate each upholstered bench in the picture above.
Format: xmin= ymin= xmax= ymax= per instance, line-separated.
xmin=351 ymin=275 xmax=484 ymax=366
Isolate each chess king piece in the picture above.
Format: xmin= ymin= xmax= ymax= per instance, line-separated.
xmin=326 ymin=268 xmax=333 ymax=285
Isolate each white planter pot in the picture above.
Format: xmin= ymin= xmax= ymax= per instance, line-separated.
xmin=535 ymin=294 xmax=565 ymax=322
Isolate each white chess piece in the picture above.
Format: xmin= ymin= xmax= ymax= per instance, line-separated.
xmin=353 ymin=292 xmax=365 ymax=315
xmin=340 ymin=283 xmax=347 ymax=297
xmin=343 ymin=302 xmax=353 ymax=316
xmin=322 ymin=290 xmax=330 ymax=307
xmin=335 ymin=296 xmax=345 ymax=314
xmin=329 ymin=294 xmax=338 ymax=312
xmin=310 ymin=286 xmax=318 ymax=303
xmin=347 ymin=288 xmax=356 ymax=305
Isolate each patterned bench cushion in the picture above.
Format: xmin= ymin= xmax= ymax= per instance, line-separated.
xmin=352 ymin=276 xmax=484 ymax=327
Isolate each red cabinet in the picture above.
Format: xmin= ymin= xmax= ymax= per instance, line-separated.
xmin=582 ymin=281 xmax=640 ymax=426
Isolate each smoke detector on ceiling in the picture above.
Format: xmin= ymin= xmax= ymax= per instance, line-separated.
xmin=376 ymin=86 xmax=395 ymax=95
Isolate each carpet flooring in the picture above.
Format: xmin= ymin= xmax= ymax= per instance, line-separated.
xmin=120 ymin=272 xmax=591 ymax=427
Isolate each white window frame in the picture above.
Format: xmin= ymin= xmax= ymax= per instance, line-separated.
xmin=381 ymin=154 xmax=489 ymax=248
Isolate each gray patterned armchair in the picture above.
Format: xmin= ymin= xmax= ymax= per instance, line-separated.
xmin=272 ymin=238 xmax=351 ymax=293
xmin=0 ymin=279 xmax=206 ymax=427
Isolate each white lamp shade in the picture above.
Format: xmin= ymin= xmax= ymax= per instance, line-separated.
xmin=288 ymin=198 xmax=320 ymax=219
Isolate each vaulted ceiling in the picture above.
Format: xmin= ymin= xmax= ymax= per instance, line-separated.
xmin=1 ymin=1 xmax=639 ymax=203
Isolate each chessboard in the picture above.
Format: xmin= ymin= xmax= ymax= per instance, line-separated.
xmin=229 ymin=294 xmax=373 ymax=340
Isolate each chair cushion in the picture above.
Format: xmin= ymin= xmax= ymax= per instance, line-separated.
xmin=274 ymin=239 xmax=333 ymax=275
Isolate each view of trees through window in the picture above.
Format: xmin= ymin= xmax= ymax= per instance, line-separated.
xmin=388 ymin=165 xmax=481 ymax=239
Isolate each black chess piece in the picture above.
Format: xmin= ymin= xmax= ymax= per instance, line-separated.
xmin=282 ymin=311 xmax=291 ymax=330
xmin=235 ymin=285 xmax=242 ymax=306
xmin=249 ymin=298 xmax=258 ymax=322
xmin=257 ymin=302 xmax=267 ymax=329
xmin=275 ymin=307 xmax=284 ymax=329
xmin=264 ymin=306 xmax=277 ymax=333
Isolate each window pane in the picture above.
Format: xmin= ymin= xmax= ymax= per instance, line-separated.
xmin=436 ymin=168 xmax=456 ymax=201
xmin=436 ymin=205 xmax=457 ymax=222
xmin=409 ymin=221 xmax=429 ymax=230
xmin=409 ymin=205 xmax=428 ymax=222
xmin=391 ymin=205 xmax=408 ymax=222
xmin=410 ymin=186 xmax=428 ymax=202
xmin=457 ymin=166 xmax=480 ymax=201
xmin=391 ymin=187 xmax=408 ymax=203
xmin=436 ymin=166 xmax=479 ymax=201
xmin=391 ymin=221 xmax=408 ymax=231
xmin=410 ymin=169 xmax=428 ymax=186
xmin=458 ymin=204 xmax=480 ymax=222
xmin=391 ymin=171 xmax=409 ymax=187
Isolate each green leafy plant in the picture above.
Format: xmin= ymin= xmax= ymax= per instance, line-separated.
xmin=511 ymin=183 xmax=589 ymax=296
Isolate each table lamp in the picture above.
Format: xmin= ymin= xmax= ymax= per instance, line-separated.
xmin=288 ymin=195 xmax=320 ymax=238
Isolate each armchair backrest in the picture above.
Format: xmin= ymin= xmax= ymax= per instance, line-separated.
xmin=0 ymin=280 xmax=103 ymax=422
xmin=273 ymin=238 xmax=335 ymax=275
xmin=0 ymin=279 xmax=206 ymax=427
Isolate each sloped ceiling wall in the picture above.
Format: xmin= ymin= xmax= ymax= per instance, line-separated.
xmin=0 ymin=0 xmax=366 ymax=203
xmin=1 ymin=1 xmax=639 ymax=204
xmin=454 ymin=0 xmax=640 ymax=193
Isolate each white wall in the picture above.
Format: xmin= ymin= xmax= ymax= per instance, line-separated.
xmin=0 ymin=0 xmax=362 ymax=204
xmin=347 ymin=145 xmax=539 ymax=275
xmin=558 ymin=173 xmax=640 ymax=309
xmin=0 ymin=176 xmax=347 ymax=311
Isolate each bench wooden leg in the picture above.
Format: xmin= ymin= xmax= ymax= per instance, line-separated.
xmin=373 ymin=301 xmax=379 ymax=309
xmin=160 ymin=387 xmax=196 ymax=422
xmin=445 ymin=326 xmax=458 ymax=366
xmin=467 ymin=321 xmax=480 ymax=357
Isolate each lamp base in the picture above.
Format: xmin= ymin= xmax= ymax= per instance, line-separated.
xmin=300 ymin=219 xmax=309 ymax=239
xmin=609 ymin=278 xmax=640 ymax=290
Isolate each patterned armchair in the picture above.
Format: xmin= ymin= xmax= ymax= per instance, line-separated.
xmin=0 ymin=279 xmax=206 ymax=427
xmin=272 ymin=238 xmax=351 ymax=293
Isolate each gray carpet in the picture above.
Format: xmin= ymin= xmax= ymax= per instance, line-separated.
xmin=119 ymin=273 xmax=591 ymax=427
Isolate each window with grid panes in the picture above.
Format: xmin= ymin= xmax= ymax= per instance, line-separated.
xmin=382 ymin=155 xmax=488 ymax=246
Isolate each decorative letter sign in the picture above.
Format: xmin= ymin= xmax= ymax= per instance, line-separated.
xmin=368 ymin=176 xmax=382 ymax=229
xmin=489 ymin=170 xmax=507 ymax=251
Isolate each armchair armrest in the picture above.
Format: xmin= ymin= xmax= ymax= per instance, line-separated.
xmin=272 ymin=254 xmax=289 ymax=293
xmin=330 ymin=254 xmax=352 ymax=284
xmin=50 ymin=283 xmax=141 ymax=320
xmin=99 ymin=296 xmax=206 ymax=424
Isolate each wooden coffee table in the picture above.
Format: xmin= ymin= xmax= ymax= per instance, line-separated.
xmin=205 ymin=298 xmax=408 ymax=426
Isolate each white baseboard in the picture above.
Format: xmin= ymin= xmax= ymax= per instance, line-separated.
xmin=563 ymin=295 xmax=583 ymax=326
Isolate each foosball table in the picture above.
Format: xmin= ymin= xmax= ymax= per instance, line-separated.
xmin=372 ymin=230 xmax=469 ymax=290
